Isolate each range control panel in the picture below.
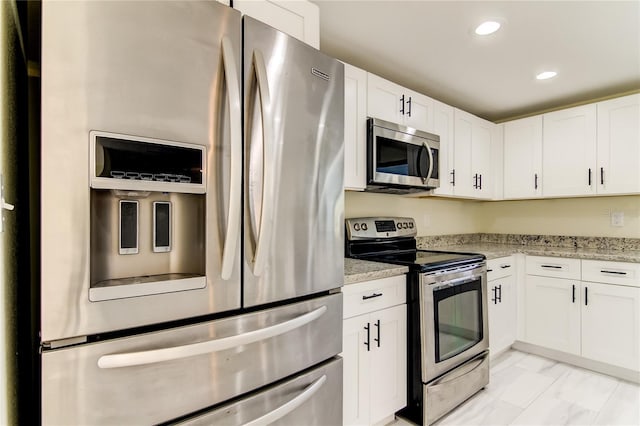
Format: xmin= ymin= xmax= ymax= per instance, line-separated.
xmin=346 ymin=217 xmax=417 ymax=240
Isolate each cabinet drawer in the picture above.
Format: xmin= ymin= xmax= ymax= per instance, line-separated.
xmin=582 ymin=260 xmax=640 ymax=287
xmin=526 ymin=256 xmax=581 ymax=280
xmin=487 ymin=256 xmax=514 ymax=281
xmin=343 ymin=275 xmax=406 ymax=319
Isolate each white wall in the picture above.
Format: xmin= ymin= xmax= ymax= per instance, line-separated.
xmin=345 ymin=191 xmax=481 ymax=236
xmin=346 ymin=192 xmax=640 ymax=239
xmin=478 ymin=195 xmax=640 ymax=238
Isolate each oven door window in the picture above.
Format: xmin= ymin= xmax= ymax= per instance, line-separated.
xmin=433 ymin=279 xmax=483 ymax=363
xmin=376 ymin=136 xmax=431 ymax=179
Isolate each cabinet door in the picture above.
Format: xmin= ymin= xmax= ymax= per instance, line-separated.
xmin=503 ymin=116 xmax=543 ymax=199
xmin=367 ymin=73 xmax=404 ymax=124
xmin=488 ymin=275 xmax=516 ymax=355
xmin=472 ymin=117 xmax=494 ymax=199
xmin=233 ymin=0 xmax=320 ymax=48
xmin=581 ymin=282 xmax=640 ymax=371
xmin=432 ymin=101 xmax=455 ymax=196
xmin=597 ymin=94 xmax=640 ymax=195
xmin=453 ymin=109 xmax=475 ymax=197
xmin=404 ymin=90 xmax=434 ymax=133
xmin=542 ymin=104 xmax=597 ymax=197
xmin=524 ymin=275 xmax=581 ymax=355
xmin=369 ymin=304 xmax=407 ymax=425
xmin=344 ymin=63 xmax=367 ymax=191
xmin=342 ymin=315 xmax=371 ymax=426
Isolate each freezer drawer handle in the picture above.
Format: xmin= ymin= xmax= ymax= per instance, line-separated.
xmin=220 ymin=35 xmax=242 ymax=280
xmin=243 ymin=375 xmax=327 ymax=426
xmin=97 ymin=305 xmax=328 ymax=369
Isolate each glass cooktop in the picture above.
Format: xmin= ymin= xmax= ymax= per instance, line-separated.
xmin=367 ymin=250 xmax=485 ymax=273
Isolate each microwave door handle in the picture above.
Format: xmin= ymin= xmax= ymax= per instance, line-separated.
xmin=219 ymin=36 xmax=242 ymax=280
xmin=250 ymin=49 xmax=275 ymax=277
xmin=425 ymin=142 xmax=434 ymax=182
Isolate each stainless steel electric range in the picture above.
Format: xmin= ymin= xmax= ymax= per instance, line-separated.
xmin=346 ymin=217 xmax=489 ymax=425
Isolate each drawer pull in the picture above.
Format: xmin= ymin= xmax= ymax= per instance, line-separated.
xmin=362 ymin=292 xmax=383 ymax=300
xmin=500 ymin=265 xmax=511 ymax=269
xmin=600 ymin=270 xmax=627 ymax=276
xmin=487 ymin=269 xmax=494 ymax=273
xmin=541 ymin=265 xmax=562 ymax=269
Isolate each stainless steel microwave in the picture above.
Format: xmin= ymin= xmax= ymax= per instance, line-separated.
xmin=366 ymin=117 xmax=440 ymax=193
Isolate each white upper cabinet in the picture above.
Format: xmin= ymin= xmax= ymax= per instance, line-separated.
xmin=344 ymin=63 xmax=368 ymax=191
xmin=432 ymin=101 xmax=455 ymax=196
xmin=596 ymin=94 xmax=640 ymax=195
xmin=367 ymin=73 xmax=433 ymax=133
xmin=503 ymin=116 xmax=543 ymax=199
xmin=542 ymin=104 xmax=597 ymax=197
xmin=233 ymin=0 xmax=320 ymax=48
xmin=452 ymin=109 xmax=494 ymax=199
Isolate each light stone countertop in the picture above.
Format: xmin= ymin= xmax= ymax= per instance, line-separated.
xmin=429 ymin=243 xmax=640 ymax=263
xmin=344 ymin=258 xmax=409 ymax=285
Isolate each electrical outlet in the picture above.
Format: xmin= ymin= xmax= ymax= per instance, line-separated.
xmin=610 ymin=211 xmax=624 ymax=227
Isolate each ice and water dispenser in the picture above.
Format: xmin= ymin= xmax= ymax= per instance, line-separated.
xmin=89 ymin=131 xmax=206 ymax=301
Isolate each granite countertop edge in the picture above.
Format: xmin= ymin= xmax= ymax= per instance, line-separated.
xmin=344 ymin=258 xmax=409 ymax=285
xmin=428 ymin=243 xmax=640 ymax=263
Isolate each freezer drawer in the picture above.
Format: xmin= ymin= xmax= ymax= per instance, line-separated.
xmin=41 ymin=294 xmax=342 ymax=425
xmin=178 ymin=357 xmax=342 ymax=425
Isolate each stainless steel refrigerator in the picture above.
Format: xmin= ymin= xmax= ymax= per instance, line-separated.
xmin=38 ymin=1 xmax=344 ymax=424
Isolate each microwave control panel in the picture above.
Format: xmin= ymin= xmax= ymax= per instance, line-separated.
xmin=346 ymin=217 xmax=416 ymax=240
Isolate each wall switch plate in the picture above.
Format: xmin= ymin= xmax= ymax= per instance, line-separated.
xmin=610 ymin=211 xmax=624 ymax=227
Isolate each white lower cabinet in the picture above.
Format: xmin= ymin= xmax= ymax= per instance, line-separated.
xmin=523 ymin=256 xmax=640 ymax=373
xmin=581 ymin=281 xmax=640 ymax=370
xmin=524 ymin=275 xmax=581 ymax=355
xmin=487 ymin=257 xmax=516 ymax=355
xmin=342 ymin=276 xmax=407 ymax=426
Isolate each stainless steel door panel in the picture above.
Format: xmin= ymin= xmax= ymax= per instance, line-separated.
xmin=243 ymin=17 xmax=345 ymax=307
xmin=178 ymin=358 xmax=342 ymax=426
xmin=41 ymin=1 xmax=242 ymax=341
xmin=41 ymin=294 xmax=342 ymax=425
xmin=420 ymin=265 xmax=489 ymax=382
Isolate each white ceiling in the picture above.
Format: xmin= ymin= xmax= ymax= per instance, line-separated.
xmin=312 ymin=0 xmax=640 ymax=122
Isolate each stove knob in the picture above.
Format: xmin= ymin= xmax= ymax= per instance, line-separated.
xmin=408 ymin=222 xmax=414 ymax=229
xmin=402 ymin=222 xmax=407 ymax=229
xmin=396 ymin=222 xmax=402 ymax=229
xmin=361 ymin=223 xmax=368 ymax=231
xmin=353 ymin=223 xmax=360 ymax=231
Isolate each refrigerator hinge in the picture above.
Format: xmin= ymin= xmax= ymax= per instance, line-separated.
xmin=43 ymin=336 xmax=88 ymax=350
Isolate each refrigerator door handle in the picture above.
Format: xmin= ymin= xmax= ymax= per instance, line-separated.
xmin=220 ymin=36 xmax=242 ymax=281
xmin=249 ymin=49 xmax=275 ymax=277
xmin=243 ymin=375 xmax=327 ymax=426
xmin=97 ymin=305 xmax=327 ymax=369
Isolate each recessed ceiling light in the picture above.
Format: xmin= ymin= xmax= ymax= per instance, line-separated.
xmin=536 ymin=71 xmax=557 ymax=80
xmin=475 ymin=21 xmax=501 ymax=36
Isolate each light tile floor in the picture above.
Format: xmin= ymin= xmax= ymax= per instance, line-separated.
xmin=394 ymin=349 xmax=640 ymax=426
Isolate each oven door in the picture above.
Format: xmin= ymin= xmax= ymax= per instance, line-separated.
xmin=368 ymin=119 xmax=439 ymax=189
xmin=419 ymin=263 xmax=488 ymax=382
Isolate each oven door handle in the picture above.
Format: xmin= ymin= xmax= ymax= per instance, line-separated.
xmin=430 ymin=351 xmax=488 ymax=387
xmin=243 ymin=375 xmax=327 ymax=426
xmin=97 ymin=306 xmax=327 ymax=369
xmin=431 ymin=274 xmax=484 ymax=290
